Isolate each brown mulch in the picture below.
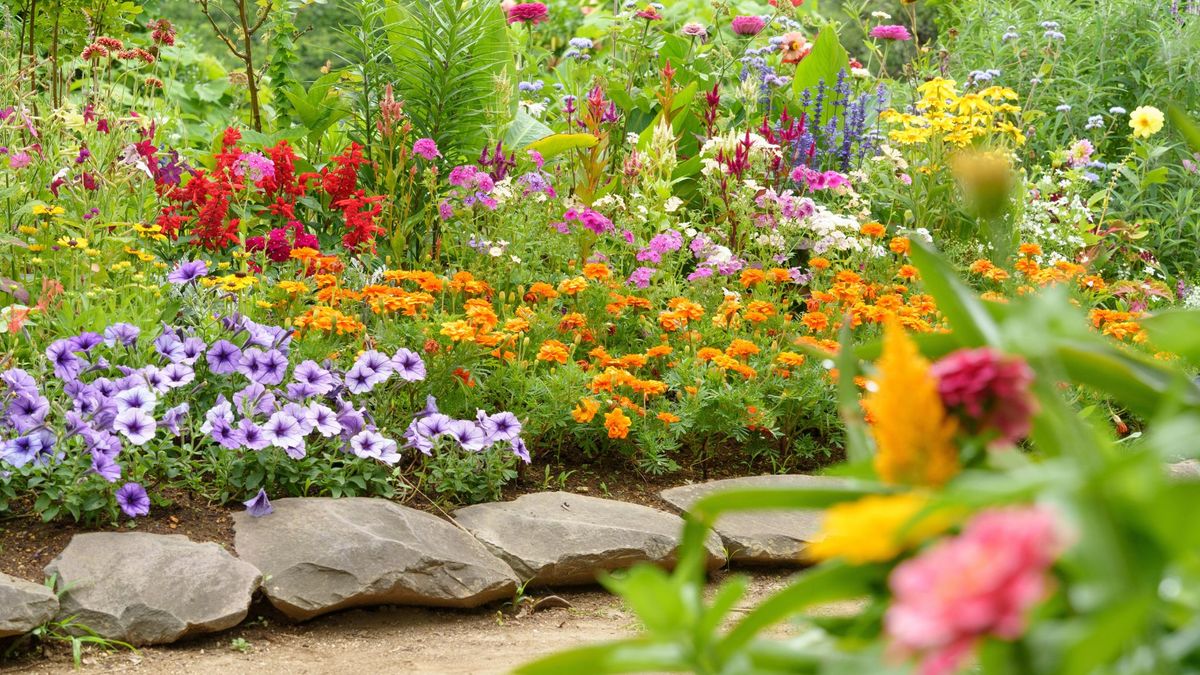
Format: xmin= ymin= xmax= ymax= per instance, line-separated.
xmin=0 ymin=446 xmax=838 ymax=584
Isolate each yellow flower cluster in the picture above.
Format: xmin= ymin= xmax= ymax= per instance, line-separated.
xmin=881 ymin=79 xmax=1025 ymax=147
xmin=808 ymin=493 xmax=954 ymax=564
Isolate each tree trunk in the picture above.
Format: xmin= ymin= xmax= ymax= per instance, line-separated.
xmin=237 ymin=0 xmax=262 ymax=131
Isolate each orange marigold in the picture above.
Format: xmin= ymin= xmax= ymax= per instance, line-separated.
xmin=739 ymin=268 xmax=767 ymax=287
xmin=572 ymin=398 xmax=601 ymax=423
xmin=860 ymin=221 xmax=886 ymax=238
xmin=726 ymin=339 xmax=761 ymax=359
xmin=583 ymin=263 xmax=611 ymax=281
xmin=604 ymin=408 xmax=632 ymax=439
xmin=656 ymin=411 xmax=681 ymax=424
xmin=536 ymin=339 xmax=570 ymax=364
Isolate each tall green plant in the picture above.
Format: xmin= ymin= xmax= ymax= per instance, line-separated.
xmin=383 ymin=0 xmax=515 ymax=162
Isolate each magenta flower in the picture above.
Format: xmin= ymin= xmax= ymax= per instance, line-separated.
xmin=506 ymin=2 xmax=548 ymax=25
xmin=115 ymin=482 xmax=151 ymax=518
xmin=413 ymin=138 xmax=441 ymax=161
xmin=730 ymin=15 xmax=766 ymax=36
xmin=627 ymin=266 xmax=656 ymax=289
xmin=930 ymin=348 xmax=1036 ymax=446
xmin=885 ymin=506 xmax=1066 ymax=675
xmin=233 ymin=151 xmax=276 ymax=182
xmin=869 ymin=24 xmax=912 ymax=41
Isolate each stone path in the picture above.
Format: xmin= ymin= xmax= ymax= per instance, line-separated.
xmin=3 ymin=474 xmax=842 ymax=648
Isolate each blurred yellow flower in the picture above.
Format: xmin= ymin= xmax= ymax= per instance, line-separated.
xmin=32 ymin=204 xmax=65 ymax=216
xmin=1129 ymin=105 xmax=1164 ymax=139
xmin=56 ymin=236 xmax=88 ymax=249
xmin=864 ymin=322 xmax=959 ymax=487
xmin=808 ymin=493 xmax=954 ymax=564
xmin=18 ymin=225 xmax=38 ymax=235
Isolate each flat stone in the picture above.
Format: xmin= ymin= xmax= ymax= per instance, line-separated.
xmin=234 ymin=498 xmax=519 ymax=621
xmin=45 ymin=533 xmax=261 ymax=645
xmin=660 ymin=475 xmax=845 ymax=565
xmin=0 ymin=572 xmax=58 ymax=638
xmin=454 ymin=492 xmax=725 ymax=586
xmin=1168 ymin=460 xmax=1200 ymax=479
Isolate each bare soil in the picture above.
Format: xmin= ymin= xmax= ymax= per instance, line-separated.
xmin=1 ymin=570 xmax=859 ymax=674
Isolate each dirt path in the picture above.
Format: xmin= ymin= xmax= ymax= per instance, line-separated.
xmin=4 ymin=570 xmax=850 ymax=674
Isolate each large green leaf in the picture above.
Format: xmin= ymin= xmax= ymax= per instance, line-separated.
xmin=1167 ymin=104 xmax=1200 ymax=153
xmin=1140 ymin=308 xmax=1200 ymax=368
xmin=503 ymin=109 xmax=553 ymax=148
xmin=514 ymin=640 xmax=688 ymax=674
xmin=1055 ymin=340 xmax=1200 ymax=414
xmin=908 ymin=238 xmax=1002 ymax=346
xmin=527 ymin=133 xmax=599 ymax=159
xmin=791 ymin=28 xmax=849 ymax=124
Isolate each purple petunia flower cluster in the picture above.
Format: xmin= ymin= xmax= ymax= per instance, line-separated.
xmin=402 ymin=396 xmax=530 ymax=464
xmin=2 ymin=316 xmax=426 ymax=518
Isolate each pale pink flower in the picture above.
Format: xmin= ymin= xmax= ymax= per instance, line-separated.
xmin=885 ymin=506 xmax=1067 ymax=675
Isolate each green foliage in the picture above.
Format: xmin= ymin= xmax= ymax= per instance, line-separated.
xmin=383 ymin=0 xmax=515 ymax=161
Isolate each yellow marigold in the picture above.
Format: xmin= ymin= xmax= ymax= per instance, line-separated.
xmin=536 ymin=339 xmax=570 ymax=364
xmin=604 ymin=408 xmax=631 ymax=439
xmin=558 ymin=277 xmax=589 ymax=295
xmin=440 ymin=320 xmax=476 ymax=343
xmin=1129 ymin=105 xmax=1164 ymax=139
xmin=277 ymin=280 xmax=310 ymax=294
xmin=808 ymin=493 xmax=953 ymax=564
xmin=776 ymin=351 xmax=807 ymax=367
xmin=571 ymin=398 xmax=600 ymax=423
xmin=503 ymin=317 xmax=531 ymax=333
xmin=864 ymin=323 xmax=959 ymax=487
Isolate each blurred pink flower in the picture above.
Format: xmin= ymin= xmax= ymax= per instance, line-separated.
xmin=885 ymin=506 xmax=1066 ymax=675
xmin=931 ymin=348 xmax=1036 ymax=445
xmin=870 ymin=24 xmax=912 ymax=41
xmin=731 ymin=15 xmax=766 ymax=36
xmin=506 ymin=2 xmax=548 ymax=25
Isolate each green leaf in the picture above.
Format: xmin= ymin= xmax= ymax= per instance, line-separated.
xmin=514 ymin=639 xmax=688 ymax=674
xmin=791 ymin=28 xmax=849 ymax=123
xmin=1140 ymin=166 xmax=1169 ymax=188
xmin=1055 ymin=339 xmax=1200 ymax=414
xmin=1140 ymin=309 xmax=1200 ymax=367
xmin=718 ymin=562 xmax=880 ymax=658
xmin=602 ymin=565 xmax=685 ymax=635
xmin=1168 ymin=104 xmax=1200 ymax=153
xmin=504 ymin=109 xmax=553 ymax=148
xmin=908 ymin=238 xmax=1001 ymax=346
xmin=526 ymin=133 xmax=599 ymax=159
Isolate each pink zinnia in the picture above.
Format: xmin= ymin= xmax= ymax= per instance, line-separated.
xmin=506 ymin=2 xmax=548 ymax=25
xmin=413 ymin=138 xmax=441 ymax=161
xmin=885 ymin=506 xmax=1066 ymax=675
xmin=870 ymin=24 xmax=912 ymax=41
xmin=730 ymin=15 xmax=766 ymax=36
xmin=930 ymin=348 xmax=1036 ymax=446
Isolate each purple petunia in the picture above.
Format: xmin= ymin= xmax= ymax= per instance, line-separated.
xmin=291 ymin=360 xmax=335 ymax=397
xmin=114 ymin=407 xmax=157 ymax=446
xmin=8 ymin=393 xmax=49 ymax=432
xmin=448 ymin=420 xmax=492 ymax=452
xmin=480 ymin=411 xmax=522 ymax=442
xmin=103 ymin=323 xmax=141 ymax=348
xmin=45 ymin=339 xmax=84 ymax=381
xmin=1 ymin=430 xmax=56 ymax=468
xmin=308 ymin=403 xmax=341 ymax=437
xmin=90 ymin=452 xmax=122 ymax=482
xmin=68 ymin=332 xmax=104 ymax=354
xmin=264 ymin=411 xmax=306 ymax=457
xmin=243 ymin=488 xmax=273 ymax=517
xmin=115 ymin=482 xmax=150 ymax=518
xmin=349 ymin=430 xmax=401 ymax=465
xmin=390 ymin=349 xmax=426 ymax=382
xmin=206 ymin=340 xmax=242 ymax=375
xmin=160 ymin=363 xmax=195 ymax=389
xmin=154 ymin=333 xmax=186 ymax=362
xmin=167 ymin=259 xmax=209 ymax=285
xmin=114 ymin=386 xmax=158 ymax=413
xmin=161 ymin=403 xmax=189 ymax=435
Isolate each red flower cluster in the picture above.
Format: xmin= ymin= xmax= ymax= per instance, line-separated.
xmin=157 ymin=129 xmax=387 ymax=256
